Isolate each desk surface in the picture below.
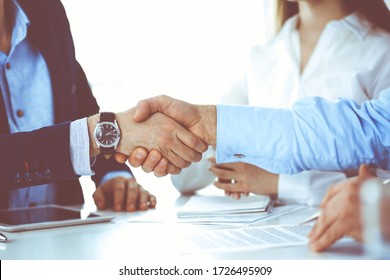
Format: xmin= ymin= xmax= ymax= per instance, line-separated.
xmin=0 ymin=201 xmax=367 ymax=260
xmin=0 ymin=173 xmax=371 ymax=260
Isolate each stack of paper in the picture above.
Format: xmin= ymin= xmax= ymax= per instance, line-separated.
xmin=128 ymin=204 xmax=306 ymax=226
xmin=177 ymin=195 xmax=271 ymax=218
xmin=177 ymin=223 xmax=314 ymax=253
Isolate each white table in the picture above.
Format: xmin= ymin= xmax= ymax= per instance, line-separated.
xmin=0 ymin=196 xmax=367 ymax=260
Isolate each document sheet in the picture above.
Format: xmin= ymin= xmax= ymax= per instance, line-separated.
xmin=179 ymin=224 xmax=313 ymax=253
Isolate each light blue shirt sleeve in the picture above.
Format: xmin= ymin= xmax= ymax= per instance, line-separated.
xmin=99 ymin=171 xmax=133 ymax=186
xmin=216 ymin=88 xmax=390 ymax=174
xmin=70 ymin=118 xmax=94 ymax=176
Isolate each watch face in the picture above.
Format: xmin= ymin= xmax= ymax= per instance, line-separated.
xmin=94 ymin=121 xmax=120 ymax=148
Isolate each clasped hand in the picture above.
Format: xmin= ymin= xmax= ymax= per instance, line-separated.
xmin=112 ymin=95 xmax=217 ymax=176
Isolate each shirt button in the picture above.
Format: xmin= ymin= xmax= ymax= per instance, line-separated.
xmin=234 ymin=154 xmax=246 ymax=158
xmin=5 ymin=62 xmax=11 ymax=70
xmin=16 ymin=109 xmax=24 ymax=117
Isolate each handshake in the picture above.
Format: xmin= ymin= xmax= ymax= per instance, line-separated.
xmin=88 ymin=95 xmax=217 ymax=177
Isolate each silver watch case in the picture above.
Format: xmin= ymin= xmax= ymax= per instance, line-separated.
xmin=93 ymin=120 xmax=121 ymax=149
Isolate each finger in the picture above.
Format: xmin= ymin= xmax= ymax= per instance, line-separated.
xmin=231 ymin=192 xmax=241 ymax=200
xmin=320 ymin=184 xmax=343 ymax=207
xmin=153 ymin=157 xmax=168 ymax=177
xmin=166 ymin=149 xmax=191 ymax=169
xmin=310 ymin=220 xmax=346 ymax=252
xmin=213 ymin=162 xmax=238 ymax=171
xmin=167 ymin=163 xmax=181 ymax=175
xmin=113 ymin=180 xmax=126 ymax=212
xmin=308 ymin=212 xmax=327 ymax=241
xmin=92 ymin=187 xmax=106 ymax=210
xmin=115 ymin=152 xmax=128 ymax=164
xmin=176 ymin=129 xmax=208 ymax=154
xmin=137 ymin=186 xmax=150 ymax=211
xmin=208 ymin=157 xmax=216 ymax=165
xmin=142 ymin=150 xmax=163 ymax=173
xmin=214 ymin=181 xmax=238 ymax=192
xmin=126 ymin=179 xmax=140 ymax=212
xmin=210 ymin=163 xmax=235 ymax=171
xmin=127 ymin=147 xmax=148 ymax=168
xmin=359 ymin=164 xmax=376 ymax=178
xmin=209 ymin=165 xmax=235 ymax=180
xmin=171 ymin=130 xmax=204 ymax=163
xmin=308 ymin=222 xmax=318 ymax=238
xmin=308 ymin=207 xmax=338 ymax=243
xmin=148 ymin=194 xmax=157 ymax=208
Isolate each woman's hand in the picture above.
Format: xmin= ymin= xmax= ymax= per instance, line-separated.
xmin=208 ymin=158 xmax=278 ymax=199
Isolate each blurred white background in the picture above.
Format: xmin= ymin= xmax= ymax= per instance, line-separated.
xmin=62 ymin=0 xmax=274 ymax=108
xmin=60 ymin=0 xmax=275 ymax=207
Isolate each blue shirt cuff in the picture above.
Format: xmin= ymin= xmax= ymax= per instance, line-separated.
xmin=215 ymin=104 xmax=294 ymax=174
xmin=98 ymin=171 xmax=133 ymax=187
xmin=70 ymin=118 xmax=94 ymax=176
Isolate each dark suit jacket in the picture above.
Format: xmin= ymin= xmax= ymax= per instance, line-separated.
xmin=0 ymin=0 xmax=131 ymax=208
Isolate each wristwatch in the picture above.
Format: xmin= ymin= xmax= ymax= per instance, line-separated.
xmin=93 ymin=112 xmax=121 ymax=157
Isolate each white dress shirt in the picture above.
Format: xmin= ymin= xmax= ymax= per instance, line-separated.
xmin=172 ymin=13 xmax=390 ymax=205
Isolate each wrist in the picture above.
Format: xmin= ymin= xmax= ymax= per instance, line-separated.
xmin=115 ymin=109 xmax=136 ymax=156
xmin=198 ymin=105 xmax=216 ymax=146
xmin=87 ymin=114 xmax=100 ymax=157
xmin=90 ymin=112 xmax=122 ymax=158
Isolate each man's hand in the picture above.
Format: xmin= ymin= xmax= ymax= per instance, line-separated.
xmin=120 ymin=147 xmax=181 ymax=177
xmin=88 ymin=106 xmax=208 ymax=169
xmin=93 ymin=177 xmax=156 ymax=212
xmin=115 ymin=95 xmax=217 ymax=173
xmin=134 ymin=95 xmax=217 ymax=146
xmin=309 ymin=164 xmax=375 ymax=252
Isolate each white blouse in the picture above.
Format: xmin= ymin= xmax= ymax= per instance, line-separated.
xmin=172 ymin=13 xmax=390 ymax=205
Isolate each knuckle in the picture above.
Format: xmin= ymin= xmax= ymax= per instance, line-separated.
xmin=142 ymin=165 xmax=153 ymax=173
xmin=111 ymin=177 xmax=123 ymax=185
xmin=187 ymin=149 xmax=201 ymax=162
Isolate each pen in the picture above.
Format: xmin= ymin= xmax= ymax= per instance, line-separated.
xmin=0 ymin=232 xmax=7 ymax=242
xmin=299 ymin=211 xmax=321 ymax=224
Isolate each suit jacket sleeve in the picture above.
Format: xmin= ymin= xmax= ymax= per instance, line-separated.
xmin=0 ymin=122 xmax=77 ymax=192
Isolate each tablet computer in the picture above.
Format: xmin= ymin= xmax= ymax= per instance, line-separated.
xmin=0 ymin=204 xmax=115 ymax=232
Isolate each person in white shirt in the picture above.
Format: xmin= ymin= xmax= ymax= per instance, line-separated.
xmin=171 ymin=0 xmax=390 ymax=206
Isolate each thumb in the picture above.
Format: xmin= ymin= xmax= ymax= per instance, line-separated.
xmin=358 ymin=164 xmax=376 ymax=179
xmin=133 ymin=95 xmax=173 ymax=122
xmin=93 ymin=187 xmax=106 ymax=210
xmin=133 ymin=99 xmax=153 ymax=122
xmin=115 ymin=152 xmax=128 ymax=163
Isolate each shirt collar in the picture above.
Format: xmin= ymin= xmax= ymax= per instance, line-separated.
xmin=8 ymin=0 xmax=30 ymax=50
xmin=278 ymin=12 xmax=373 ymax=42
xmin=339 ymin=13 xmax=373 ymax=41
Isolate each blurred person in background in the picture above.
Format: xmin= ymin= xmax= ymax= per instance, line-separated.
xmin=170 ymin=0 xmax=390 ymax=206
